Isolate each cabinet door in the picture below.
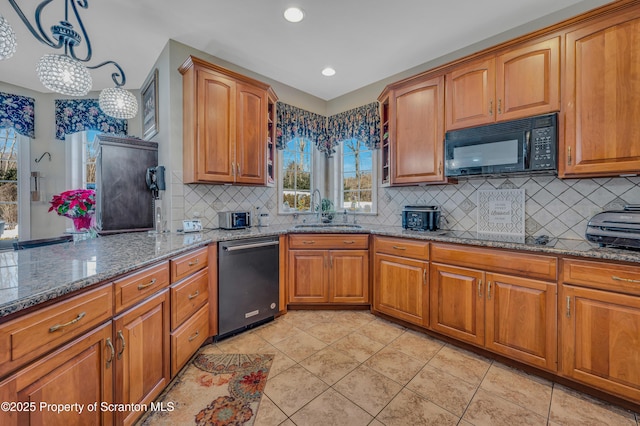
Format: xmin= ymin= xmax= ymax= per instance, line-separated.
xmin=391 ymin=75 xmax=445 ymax=184
xmin=560 ymin=284 xmax=640 ymax=403
xmin=373 ymin=253 xmax=428 ymax=327
xmin=0 ymin=322 xmax=114 ymax=426
xmin=496 ymin=37 xmax=560 ymax=122
xmin=430 ymin=263 xmax=484 ymax=346
xmin=196 ymin=68 xmax=236 ymax=183
xmin=562 ymin=9 xmax=640 ymax=176
xmin=485 ymin=273 xmax=557 ymax=371
xmin=330 ymin=250 xmax=369 ymax=304
xmin=445 ymin=58 xmax=495 ymax=130
xmin=288 ymin=250 xmax=328 ymax=303
xmin=113 ymin=290 xmax=170 ymax=426
xmin=236 ymin=82 xmax=267 ymax=184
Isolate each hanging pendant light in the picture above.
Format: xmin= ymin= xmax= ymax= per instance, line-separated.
xmin=0 ymin=14 xmax=17 ymax=60
xmin=99 ymin=87 xmax=138 ymax=119
xmin=36 ymin=53 xmax=92 ymax=96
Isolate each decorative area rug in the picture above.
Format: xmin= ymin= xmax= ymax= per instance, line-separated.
xmin=140 ymin=353 xmax=274 ymax=426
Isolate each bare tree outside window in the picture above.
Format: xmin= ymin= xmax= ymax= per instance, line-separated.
xmin=282 ymin=138 xmax=312 ymax=211
xmin=0 ymin=129 xmax=18 ymax=237
xmin=342 ymin=138 xmax=372 ymax=211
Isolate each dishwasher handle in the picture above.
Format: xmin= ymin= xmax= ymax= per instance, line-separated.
xmin=222 ymin=240 xmax=280 ymax=252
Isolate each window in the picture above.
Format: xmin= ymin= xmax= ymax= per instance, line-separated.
xmin=66 ymin=130 xmax=100 ymax=190
xmin=280 ymin=137 xmax=313 ymax=212
xmin=339 ymin=138 xmax=375 ymax=213
xmin=0 ymin=129 xmax=18 ymax=237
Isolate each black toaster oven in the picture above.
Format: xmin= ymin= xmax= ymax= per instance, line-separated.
xmin=402 ymin=205 xmax=441 ymax=231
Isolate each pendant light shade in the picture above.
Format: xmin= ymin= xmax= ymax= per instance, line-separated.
xmin=99 ymin=87 xmax=138 ymax=119
xmin=0 ymin=14 xmax=17 ymax=60
xmin=36 ymin=54 xmax=92 ymax=96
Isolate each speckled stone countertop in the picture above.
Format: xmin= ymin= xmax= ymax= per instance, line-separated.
xmin=2 ymin=223 xmax=640 ymax=320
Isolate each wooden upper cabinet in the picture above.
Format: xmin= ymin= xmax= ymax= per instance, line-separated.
xmin=389 ymin=74 xmax=446 ymax=185
xmin=445 ymin=37 xmax=559 ymax=131
xmin=496 ymin=37 xmax=560 ymax=121
xmin=180 ymin=56 xmax=276 ymax=185
xmin=562 ymin=7 xmax=640 ymax=177
xmin=445 ymin=58 xmax=495 ymax=130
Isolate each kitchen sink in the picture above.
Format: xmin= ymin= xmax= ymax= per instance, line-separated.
xmin=293 ymin=223 xmax=363 ymax=229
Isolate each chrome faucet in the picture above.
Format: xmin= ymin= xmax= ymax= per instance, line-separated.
xmin=312 ymin=188 xmax=322 ymax=223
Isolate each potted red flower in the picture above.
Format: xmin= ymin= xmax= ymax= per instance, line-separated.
xmin=48 ymin=189 xmax=96 ymax=231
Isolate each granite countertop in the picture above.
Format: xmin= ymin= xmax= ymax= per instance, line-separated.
xmin=2 ymin=223 xmax=640 ymax=320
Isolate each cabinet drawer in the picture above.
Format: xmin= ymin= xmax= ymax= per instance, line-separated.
xmin=562 ymin=259 xmax=640 ymax=296
xmin=171 ymin=304 xmax=209 ymax=376
xmin=0 ymin=284 xmax=112 ymax=377
xmin=171 ymin=247 xmax=209 ymax=282
xmin=431 ymin=243 xmax=557 ymax=281
xmin=374 ymin=236 xmax=429 ymax=260
xmin=171 ymin=268 xmax=209 ymax=330
xmin=114 ymin=262 xmax=170 ymax=313
xmin=289 ymin=234 xmax=369 ymax=250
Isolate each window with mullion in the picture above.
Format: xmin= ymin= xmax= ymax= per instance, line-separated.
xmin=341 ymin=138 xmax=374 ymax=212
xmin=281 ymin=137 xmax=313 ymax=212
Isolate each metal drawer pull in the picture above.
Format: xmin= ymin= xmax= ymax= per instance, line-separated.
xmin=343 ymin=240 xmax=355 ymax=244
xmin=302 ymin=241 xmax=316 ymax=245
xmin=612 ymin=275 xmax=640 ymax=283
xmin=105 ymin=338 xmax=115 ymax=369
xmin=478 ymin=280 xmax=483 ymax=298
xmin=188 ymin=258 xmax=199 ymax=266
xmin=49 ymin=311 xmax=86 ymax=333
xmin=392 ymin=246 xmax=406 ymax=250
xmin=188 ymin=290 xmax=200 ymax=300
xmin=188 ymin=330 xmax=200 ymax=342
xmin=117 ymin=330 xmax=126 ymax=360
xmin=137 ymin=278 xmax=157 ymax=290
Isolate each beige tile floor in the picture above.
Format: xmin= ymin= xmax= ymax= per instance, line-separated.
xmin=200 ymin=310 xmax=639 ymax=426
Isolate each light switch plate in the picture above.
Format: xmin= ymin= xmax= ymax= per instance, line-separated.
xmin=182 ymin=219 xmax=202 ymax=233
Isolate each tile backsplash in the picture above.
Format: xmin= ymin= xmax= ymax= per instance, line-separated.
xmin=174 ymin=170 xmax=640 ymax=241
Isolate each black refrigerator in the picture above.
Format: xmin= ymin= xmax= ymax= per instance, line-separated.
xmin=95 ymin=135 xmax=158 ymax=233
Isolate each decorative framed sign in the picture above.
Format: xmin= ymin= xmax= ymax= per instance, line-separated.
xmin=141 ymin=68 xmax=159 ymax=140
xmin=477 ymin=189 xmax=526 ymax=243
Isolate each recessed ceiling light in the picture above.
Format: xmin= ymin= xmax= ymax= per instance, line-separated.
xmin=284 ymin=7 xmax=304 ymax=23
xmin=321 ymin=67 xmax=336 ymax=77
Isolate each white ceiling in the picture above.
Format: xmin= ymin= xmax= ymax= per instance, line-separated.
xmin=0 ymin=0 xmax=612 ymax=101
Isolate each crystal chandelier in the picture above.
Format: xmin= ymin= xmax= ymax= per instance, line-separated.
xmin=0 ymin=14 xmax=16 ymax=60
xmin=1 ymin=0 xmax=138 ymax=119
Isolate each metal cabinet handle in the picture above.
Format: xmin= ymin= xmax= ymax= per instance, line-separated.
xmin=188 ymin=258 xmax=199 ymax=266
xmin=423 ymin=269 xmax=427 ymax=285
xmin=188 ymin=290 xmax=200 ymax=300
xmin=105 ymin=338 xmax=115 ymax=369
xmin=237 ymin=162 xmax=241 ymax=176
xmin=489 ymin=100 xmax=493 ymax=116
xmin=330 ymin=256 xmax=333 ymax=268
xmin=478 ymin=280 xmax=483 ymax=298
xmin=343 ymin=240 xmax=355 ymax=245
xmin=487 ymin=281 xmax=492 ymax=300
xmin=567 ymin=147 xmax=572 ymax=165
xmin=137 ymin=278 xmax=157 ymax=290
xmin=566 ymin=296 xmax=571 ymax=318
xmin=612 ymin=275 xmax=640 ymax=283
xmin=392 ymin=246 xmax=406 ymax=250
xmin=302 ymin=241 xmax=316 ymax=245
xmin=498 ymin=99 xmax=502 ymax=115
xmin=231 ymin=162 xmax=236 ymax=176
xmin=438 ymin=161 xmax=442 ymax=175
xmin=188 ymin=330 xmax=200 ymax=342
xmin=117 ymin=330 xmax=126 ymax=360
xmin=49 ymin=312 xmax=86 ymax=333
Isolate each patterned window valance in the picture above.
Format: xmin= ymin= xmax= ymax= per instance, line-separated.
xmin=276 ymin=102 xmax=329 ymax=155
xmin=55 ymin=99 xmax=128 ymax=140
xmin=0 ymin=92 xmax=35 ymax=138
xmin=327 ymin=102 xmax=380 ymax=150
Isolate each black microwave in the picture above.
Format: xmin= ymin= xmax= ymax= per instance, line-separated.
xmin=444 ymin=113 xmax=557 ymax=177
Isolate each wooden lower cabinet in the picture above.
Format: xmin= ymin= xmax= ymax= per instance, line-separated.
xmin=113 ymin=290 xmax=170 ymax=426
xmin=0 ymin=322 xmax=114 ymax=426
xmin=373 ymin=252 xmax=428 ymax=327
xmin=429 ymin=263 xmax=557 ymax=371
xmin=560 ymin=284 xmax=640 ymax=403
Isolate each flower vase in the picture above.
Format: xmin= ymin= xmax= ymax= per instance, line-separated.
xmin=72 ymin=215 xmax=93 ymax=232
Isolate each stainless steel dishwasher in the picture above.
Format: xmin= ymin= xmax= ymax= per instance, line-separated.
xmin=217 ymin=236 xmax=280 ymax=339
